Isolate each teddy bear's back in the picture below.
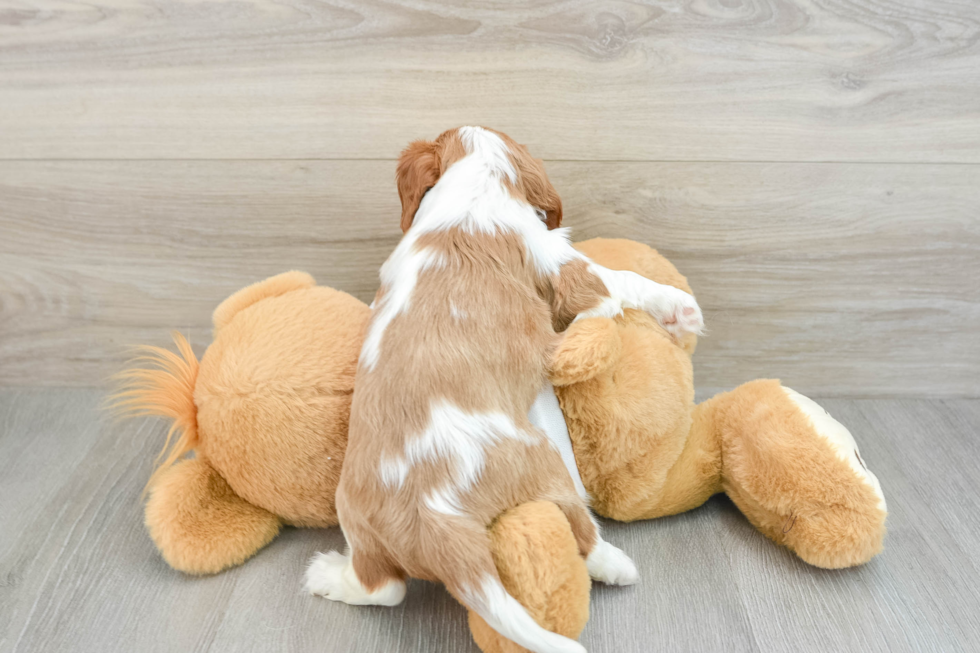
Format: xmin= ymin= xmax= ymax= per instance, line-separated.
xmin=194 ymin=284 xmax=370 ymax=527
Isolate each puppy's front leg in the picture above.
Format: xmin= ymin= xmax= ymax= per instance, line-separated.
xmin=552 ymin=258 xmax=703 ymax=338
xmin=582 ymin=264 xmax=703 ymax=337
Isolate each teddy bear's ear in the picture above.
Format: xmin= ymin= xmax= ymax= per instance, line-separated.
xmin=550 ymin=318 xmax=623 ymax=386
xmin=212 ymin=271 xmax=316 ymax=335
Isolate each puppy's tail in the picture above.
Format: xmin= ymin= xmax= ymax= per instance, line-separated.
xmin=431 ymin=519 xmax=586 ymax=653
xmin=108 ymin=332 xmax=199 ymax=492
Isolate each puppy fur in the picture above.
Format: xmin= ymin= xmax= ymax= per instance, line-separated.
xmin=305 ymin=127 xmax=703 ymax=653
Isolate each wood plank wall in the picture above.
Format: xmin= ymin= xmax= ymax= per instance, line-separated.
xmin=1 ymin=0 xmax=978 ymax=395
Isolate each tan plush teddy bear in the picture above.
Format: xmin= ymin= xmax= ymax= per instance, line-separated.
xmin=550 ymin=238 xmax=886 ymax=570
xmin=117 ymin=237 xmax=886 ymax=652
xmin=116 ymin=271 xmax=366 ymax=574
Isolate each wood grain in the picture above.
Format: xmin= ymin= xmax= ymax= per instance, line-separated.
xmin=2 ymin=160 xmax=977 ymax=395
xmin=1 ymin=0 xmax=978 ymax=161
xmin=3 ymin=390 xmax=980 ymax=652
xmin=716 ymin=398 xmax=980 ymax=652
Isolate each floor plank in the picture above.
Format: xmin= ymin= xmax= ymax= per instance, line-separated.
xmin=207 ymin=527 xmax=483 ymax=653
xmin=717 ymin=399 xmax=980 ymax=652
xmin=1 ymin=0 xmax=978 ymax=161
xmin=0 ymin=390 xmax=239 ymax=653
xmin=585 ymin=508 xmax=758 ymax=653
xmin=2 ymin=160 xmax=977 ymax=395
xmin=2 ymin=390 xmax=980 ymax=652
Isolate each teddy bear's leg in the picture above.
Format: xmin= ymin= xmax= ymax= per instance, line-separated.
xmin=701 ymin=379 xmax=887 ymax=568
xmin=145 ymin=455 xmax=282 ymax=574
xmin=468 ymin=502 xmax=591 ymax=653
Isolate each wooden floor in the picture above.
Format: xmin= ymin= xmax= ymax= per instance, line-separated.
xmin=0 ymin=389 xmax=978 ymax=653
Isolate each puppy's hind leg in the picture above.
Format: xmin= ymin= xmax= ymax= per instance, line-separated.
xmin=304 ymin=526 xmax=407 ymax=607
xmin=554 ymin=499 xmax=638 ymax=586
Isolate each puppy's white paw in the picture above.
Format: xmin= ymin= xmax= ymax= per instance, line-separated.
xmin=304 ymin=551 xmax=407 ymax=606
xmin=304 ymin=551 xmax=350 ymax=600
xmin=658 ymin=289 xmax=704 ymax=338
xmin=586 ymin=540 xmax=639 ymax=586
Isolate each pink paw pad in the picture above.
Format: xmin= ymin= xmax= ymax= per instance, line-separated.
xmin=665 ymin=302 xmax=703 ymax=337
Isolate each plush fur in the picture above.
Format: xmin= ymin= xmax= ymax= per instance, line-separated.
xmin=115 ymin=238 xmax=886 ymax=652
xmin=144 ymin=456 xmax=281 ymax=574
xmin=115 ymin=270 xmax=370 ymax=576
xmin=194 ymin=274 xmax=366 ymax=528
xmin=553 ymin=238 xmax=887 ymax=568
xmin=469 ymin=502 xmax=590 ymax=653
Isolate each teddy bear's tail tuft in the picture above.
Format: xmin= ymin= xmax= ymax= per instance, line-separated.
xmin=108 ymin=332 xmax=200 ymax=493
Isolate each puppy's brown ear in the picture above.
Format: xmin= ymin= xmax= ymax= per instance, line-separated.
xmin=541 ymin=186 xmax=563 ymax=230
xmin=396 ymin=140 xmax=441 ymax=233
xmin=511 ymin=150 xmax=563 ymax=230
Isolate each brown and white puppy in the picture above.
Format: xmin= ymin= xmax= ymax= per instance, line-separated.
xmin=304 ymin=127 xmax=703 ymax=653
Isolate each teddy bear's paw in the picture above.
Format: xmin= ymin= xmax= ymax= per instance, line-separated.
xmin=303 ymin=551 xmax=406 ymax=606
xmin=656 ymin=289 xmax=704 ymax=339
xmin=586 ymin=540 xmax=639 ymax=586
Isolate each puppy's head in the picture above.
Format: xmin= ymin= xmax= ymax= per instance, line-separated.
xmin=395 ymin=126 xmax=563 ymax=233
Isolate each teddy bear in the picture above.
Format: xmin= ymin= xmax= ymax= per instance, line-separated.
xmin=115 ymin=237 xmax=886 ymax=652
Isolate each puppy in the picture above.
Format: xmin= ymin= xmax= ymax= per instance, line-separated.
xmin=305 ymin=127 xmax=703 ymax=653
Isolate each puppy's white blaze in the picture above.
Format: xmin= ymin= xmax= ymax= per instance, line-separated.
xmin=416 ymin=173 xmax=576 ymax=276
xmin=406 ymin=401 xmax=536 ymax=491
xmin=783 ymin=387 xmax=887 ymax=513
xmin=459 ymin=575 xmax=586 ymax=653
xmin=407 ymin=126 xmax=575 ymax=276
xmin=304 ymin=551 xmax=406 ymax=606
xmin=424 ymin=485 xmax=465 ymax=516
xmin=410 ymin=127 xmax=517 ymax=237
xmin=361 ymin=245 xmax=446 ymax=370
xmin=458 ymin=126 xmax=517 ymax=183
xmin=378 ymin=455 xmax=410 ymax=490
